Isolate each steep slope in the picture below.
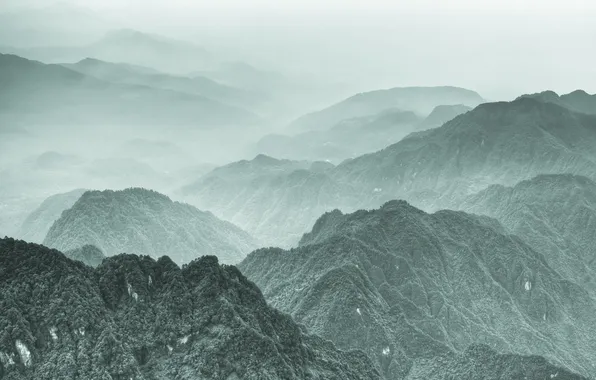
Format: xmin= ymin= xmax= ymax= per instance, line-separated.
xmin=417 ymin=104 xmax=472 ymax=130
xmin=17 ymin=189 xmax=86 ymax=244
xmin=290 ymin=86 xmax=483 ymax=131
xmin=332 ymin=97 xmax=596 ymax=210
xmin=0 ymin=238 xmax=380 ymax=380
xmin=63 ymin=58 xmax=266 ymax=112
xmin=239 ymin=201 xmax=596 ymax=379
xmin=182 ymin=97 xmax=596 ymax=247
xmin=64 ymin=245 xmax=106 ymax=268
xmin=521 ymin=90 xmax=596 ymax=115
xmin=179 ymin=155 xmax=355 ymax=247
xmin=458 ymin=174 xmax=596 ymax=293
xmin=256 ymin=110 xmax=422 ymax=163
xmin=43 ymin=188 xmax=259 ymax=265
xmin=0 ymin=53 xmax=260 ymax=127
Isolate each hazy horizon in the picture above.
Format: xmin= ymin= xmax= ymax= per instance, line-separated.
xmin=1 ymin=0 xmax=595 ymax=100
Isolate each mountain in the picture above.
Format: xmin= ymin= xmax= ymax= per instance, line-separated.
xmin=181 ymin=97 xmax=596 ymax=248
xmin=458 ymin=174 xmax=596 ymax=293
xmin=64 ymin=244 xmax=105 ymax=268
xmin=521 ymin=90 xmax=596 ymax=115
xmin=178 ymin=155 xmax=352 ymax=248
xmin=17 ymin=189 xmax=86 ymax=244
xmin=9 ymin=28 xmax=211 ymax=74
xmin=63 ymin=58 xmax=266 ymax=112
xmin=417 ymin=104 xmax=472 ymax=130
xmin=0 ymin=53 xmax=260 ymax=127
xmin=239 ymin=200 xmax=596 ymax=379
xmin=0 ymin=238 xmax=380 ymax=380
xmin=331 ymin=97 xmax=596 ymax=210
xmin=43 ymin=188 xmax=259 ymax=265
xmin=255 ymin=109 xmax=422 ymax=163
xmin=290 ymin=86 xmax=484 ymax=131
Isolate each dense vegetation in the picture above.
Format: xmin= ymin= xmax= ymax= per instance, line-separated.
xmin=0 ymin=238 xmax=380 ymax=380
xmin=240 ymin=200 xmax=595 ymax=379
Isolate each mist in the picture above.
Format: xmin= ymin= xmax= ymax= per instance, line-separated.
xmin=2 ymin=2 xmax=596 ymax=379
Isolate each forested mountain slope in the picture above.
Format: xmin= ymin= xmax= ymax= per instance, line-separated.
xmin=0 ymin=238 xmax=380 ymax=380
xmin=239 ymin=201 xmax=596 ymax=379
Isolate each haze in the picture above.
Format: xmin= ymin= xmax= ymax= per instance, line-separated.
xmin=1 ymin=0 xmax=595 ymax=99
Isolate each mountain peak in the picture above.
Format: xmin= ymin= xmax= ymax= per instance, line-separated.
xmin=44 ymin=188 xmax=258 ymax=265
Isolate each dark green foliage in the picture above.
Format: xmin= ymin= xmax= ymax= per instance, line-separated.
xmin=240 ymin=201 xmax=595 ymax=379
xmin=0 ymin=238 xmax=380 ymax=380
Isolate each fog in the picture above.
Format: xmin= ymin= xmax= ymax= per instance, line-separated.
xmin=1 ymin=0 xmax=595 ymax=237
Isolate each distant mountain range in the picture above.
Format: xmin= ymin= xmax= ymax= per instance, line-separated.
xmin=0 ymin=238 xmax=380 ymax=380
xmin=3 ymin=28 xmax=211 ymax=74
xmin=289 ymin=86 xmax=484 ymax=132
xmin=0 ymin=53 xmax=260 ymax=127
xmin=180 ymin=94 xmax=596 ymax=247
xmin=178 ymin=155 xmax=350 ymax=247
xmin=239 ymin=200 xmax=596 ymax=378
xmin=256 ymin=109 xmax=422 ymax=163
xmin=62 ymin=57 xmax=267 ymax=112
xmin=43 ymin=188 xmax=259 ymax=265
xmin=333 ymin=96 xmax=596 ymax=206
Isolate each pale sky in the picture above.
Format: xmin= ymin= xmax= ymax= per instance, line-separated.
xmin=1 ymin=0 xmax=595 ymax=99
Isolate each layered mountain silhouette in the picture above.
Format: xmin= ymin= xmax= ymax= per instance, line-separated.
xmin=521 ymin=90 xmax=596 ymax=115
xmin=0 ymin=53 xmax=260 ymax=127
xmin=5 ymin=28 xmax=211 ymax=74
xmin=179 ymin=155 xmax=353 ymax=247
xmin=43 ymin=188 xmax=259 ymax=265
xmin=62 ymin=58 xmax=266 ymax=112
xmin=17 ymin=189 xmax=86 ymax=244
xmin=239 ymin=201 xmax=596 ymax=379
xmin=0 ymin=238 xmax=380 ymax=379
xmin=290 ymin=86 xmax=483 ymax=131
xmin=458 ymin=174 xmax=596 ymax=294
xmin=180 ymin=96 xmax=596 ymax=247
xmin=256 ymin=109 xmax=422 ymax=163
xmin=331 ymin=97 xmax=596 ymax=209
